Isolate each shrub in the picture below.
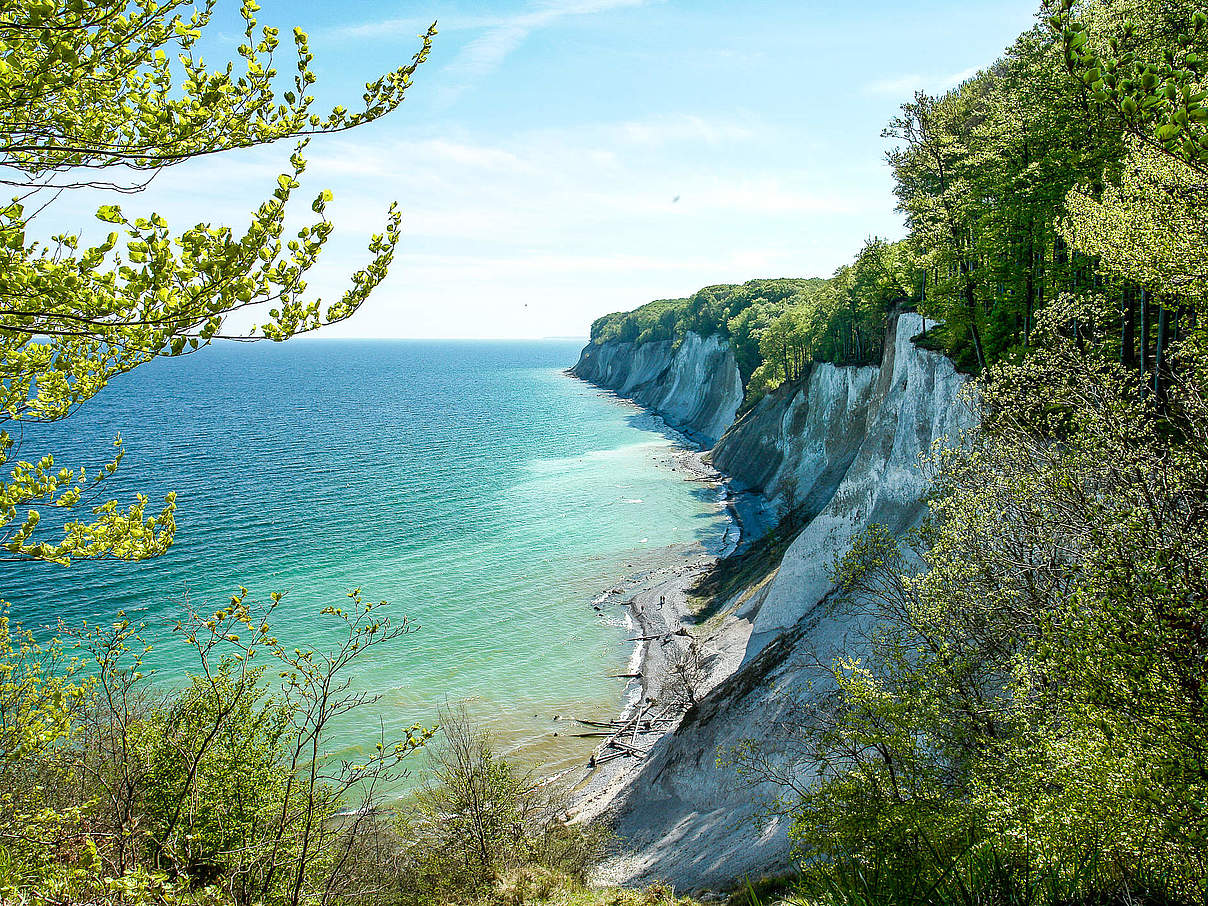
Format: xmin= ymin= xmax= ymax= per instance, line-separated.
xmin=0 ymin=591 xmax=432 ymax=905
xmin=393 ymin=707 xmax=608 ymax=905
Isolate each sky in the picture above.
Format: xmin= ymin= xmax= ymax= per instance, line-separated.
xmin=50 ymin=0 xmax=1042 ymax=339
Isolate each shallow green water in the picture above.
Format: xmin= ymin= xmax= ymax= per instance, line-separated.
xmin=0 ymin=340 xmax=729 ymax=778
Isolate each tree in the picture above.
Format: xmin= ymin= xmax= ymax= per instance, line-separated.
xmin=1049 ymin=0 xmax=1208 ymax=391
xmin=732 ymin=302 xmax=1208 ymax=903
xmin=0 ymin=0 xmax=435 ymax=565
xmin=1048 ymin=0 xmax=1208 ymax=174
xmin=1063 ymin=141 xmax=1208 ymax=341
xmin=887 ymin=90 xmax=990 ymax=371
xmin=394 ymin=707 xmax=605 ymax=905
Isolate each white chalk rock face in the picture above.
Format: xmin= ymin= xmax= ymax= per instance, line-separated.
xmin=581 ymin=313 xmax=975 ymax=889
xmin=711 ymin=363 xmax=880 ymax=519
xmin=571 ymin=331 xmax=744 ymax=448
xmin=745 ymin=311 xmax=971 ymax=652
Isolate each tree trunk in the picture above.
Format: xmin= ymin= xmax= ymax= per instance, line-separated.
xmin=1121 ymin=287 xmax=1137 ymax=368
xmin=959 ymin=257 xmax=987 ymax=370
xmin=1141 ymin=289 xmax=1154 ymax=380
xmin=1154 ymin=302 xmax=1169 ymax=402
xmin=1024 ymin=225 xmax=1037 ymax=347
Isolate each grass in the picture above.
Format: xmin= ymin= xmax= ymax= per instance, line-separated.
xmin=725 ymin=875 xmax=801 ymax=906
xmin=776 ymin=846 xmax=1199 ymax=906
xmin=492 ymin=869 xmax=704 ymax=906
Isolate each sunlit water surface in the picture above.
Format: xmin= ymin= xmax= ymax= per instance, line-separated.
xmin=0 ymin=340 xmax=730 ymax=783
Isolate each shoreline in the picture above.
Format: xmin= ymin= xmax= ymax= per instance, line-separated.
xmin=565 ymin=450 xmax=733 ymax=807
xmin=558 ymin=378 xmax=755 ymax=822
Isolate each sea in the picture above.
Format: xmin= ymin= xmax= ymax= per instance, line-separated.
xmin=0 ymin=339 xmax=730 ymax=782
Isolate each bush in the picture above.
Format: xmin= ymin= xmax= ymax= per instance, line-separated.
xmin=0 ymin=591 xmax=432 ymax=905
xmin=730 ymin=304 xmax=1208 ymax=905
xmin=393 ymin=707 xmax=609 ymax=905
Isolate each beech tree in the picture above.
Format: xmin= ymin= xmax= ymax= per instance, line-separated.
xmin=1047 ymin=0 xmax=1208 ymax=174
xmin=887 ymin=90 xmax=991 ymax=371
xmin=0 ymin=0 xmax=435 ymax=565
xmin=1064 ymin=140 xmax=1208 ymax=306
xmin=1049 ymin=0 xmax=1208 ymax=389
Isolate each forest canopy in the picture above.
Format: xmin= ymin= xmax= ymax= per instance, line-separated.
xmin=722 ymin=0 xmax=1208 ymax=902
xmin=592 ymin=0 xmax=1204 ymax=402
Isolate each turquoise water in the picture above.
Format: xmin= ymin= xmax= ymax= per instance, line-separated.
xmin=0 ymin=340 xmax=729 ymax=777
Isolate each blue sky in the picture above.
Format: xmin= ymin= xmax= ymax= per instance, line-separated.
xmin=63 ymin=0 xmax=1042 ymax=338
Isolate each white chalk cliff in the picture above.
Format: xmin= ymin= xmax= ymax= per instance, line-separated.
xmin=570 ymin=312 xmax=974 ymax=888
xmin=571 ymin=331 xmax=744 ymax=448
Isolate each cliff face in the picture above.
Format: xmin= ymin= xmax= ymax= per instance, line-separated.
xmin=714 ymin=312 xmax=972 ymax=655
xmin=572 ymin=313 xmax=973 ymax=888
xmin=710 ymin=362 xmax=880 ymax=532
xmin=571 ymin=332 xmax=743 ymax=447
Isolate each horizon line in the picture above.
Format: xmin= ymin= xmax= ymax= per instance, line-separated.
xmin=270 ymin=335 xmax=591 ymax=342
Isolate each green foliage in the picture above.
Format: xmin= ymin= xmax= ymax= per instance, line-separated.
xmin=492 ymin=876 xmax=701 ymax=906
xmin=395 ymin=708 xmax=608 ymax=906
xmin=1048 ymin=0 xmax=1208 ymax=173
xmin=594 ymin=8 xmax=1149 ymax=384
xmin=0 ymin=592 xmax=434 ymax=905
xmin=1063 ymin=138 xmax=1208 ymax=304
xmin=588 ymin=255 xmax=914 ymax=407
xmin=0 ymin=1 xmax=435 ymax=566
xmin=885 ymin=21 xmax=1123 ymax=372
xmin=598 ymin=13 xmax=1135 ymax=382
xmin=746 ymin=239 xmax=918 ymax=400
xmin=732 ymin=303 xmax=1208 ymax=904
xmin=0 ymin=608 xmax=90 ymax=895
xmin=786 ymin=840 xmax=1184 ymax=906
xmin=589 ymin=298 xmax=688 ymax=347
xmin=587 ymin=279 xmax=823 ymax=383
xmin=1 ymin=0 xmax=431 ymax=172
xmin=721 ymin=3 xmax=1208 ymax=900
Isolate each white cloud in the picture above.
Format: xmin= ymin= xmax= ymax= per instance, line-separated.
xmin=864 ymin=74 xmax=925 ymax=97
xmin=690 ymin=180 xmax=872 ymax=217
xmin=332 ymin=0 xmax=651 ymax=40
xmin=333 ymin=0 xmax=655 ymax=101
xmin=25 ymin=110 xmax=897 ymax=341
xmin=315 ymin=138 xmax=532 ymax=180
xmin=616 ymin=114 xmax=755 ymax=147
xmin=291 ymin=123 xmax=879 ymax=248
xmin=397 ymin=250 xmax=725 ymax=279
xmin=864 ymin=65 xmax=981 ymax=97
xmin=444 ymin=21 xmax=532 ymax=83
xmin=438 ymin=0 xmax=653 ymax=97
xmin=331 ymin=15 xmax=501 ymax=40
